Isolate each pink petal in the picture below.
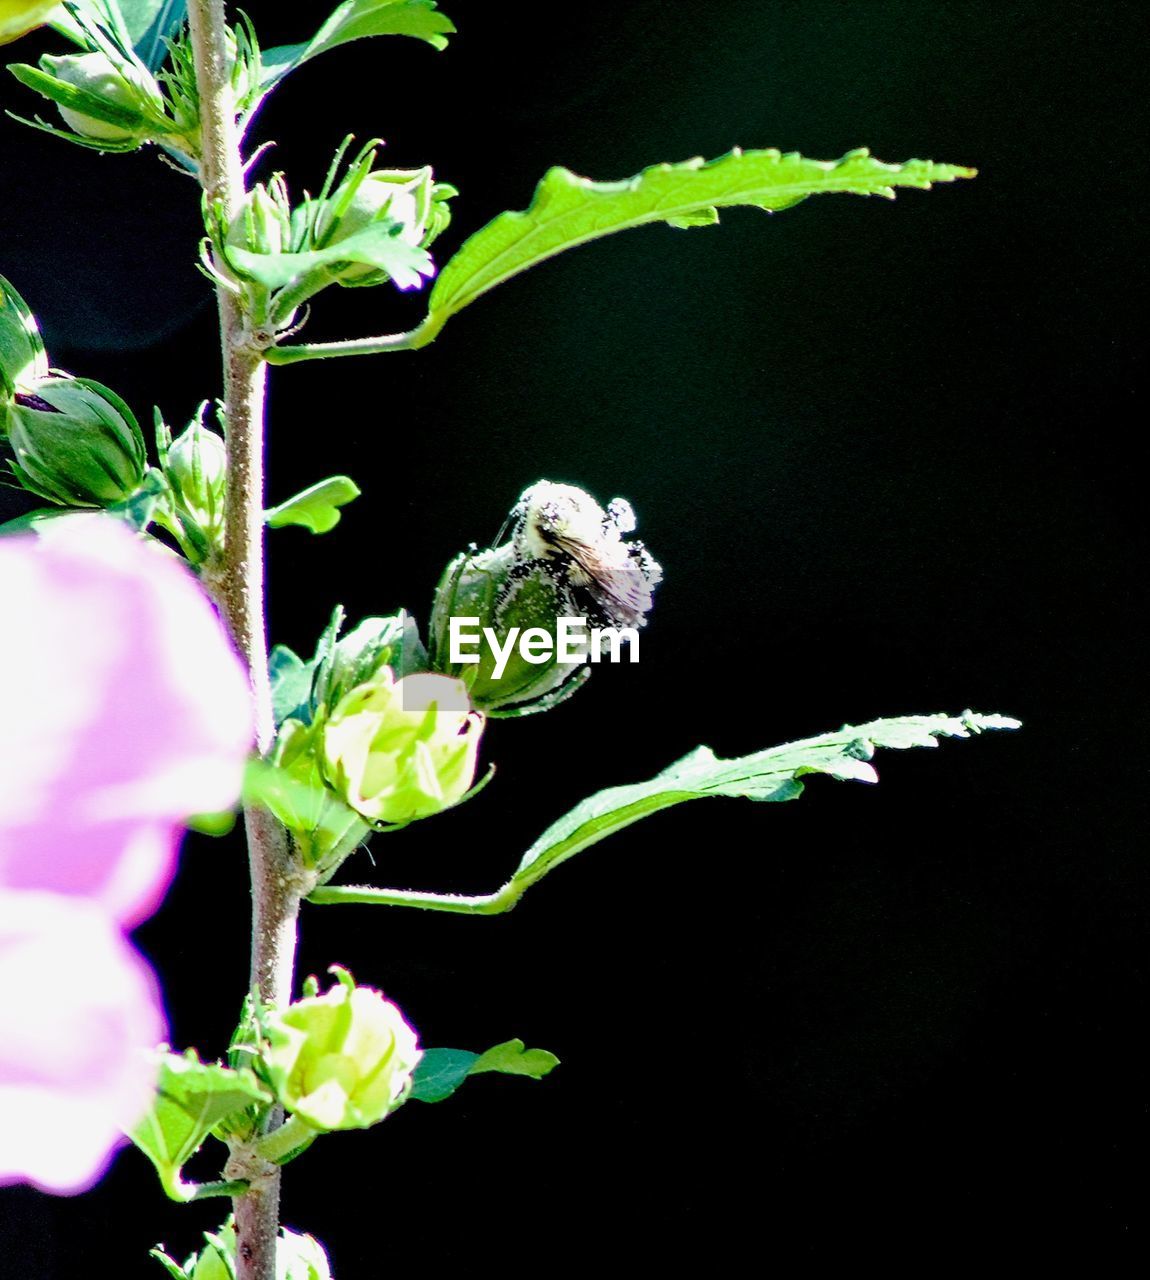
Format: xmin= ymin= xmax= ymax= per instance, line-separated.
xmin=0 ymin=892 xmax=165 ymax=1195
xmin=0 ymin=521 xmax=253 ymax=923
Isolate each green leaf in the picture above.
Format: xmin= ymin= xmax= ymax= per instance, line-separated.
xmin=265 ymin=475 xmax=361 ymax=534
xmin=227 ymin=222 xmax=433 ymax=291
xmin=0 ymin=271 xmax=49 ymax=395
xmin=243 ymin=755 xmax=332 ymax=833
xmin=511 ymin=711 xmax=1019 ymax=893
xmin=0 ymin=507 xmax=77 ymax=535
xmin=122 ymin=0 xmax=187 ymax=70
xmin=269 ymin=644 xmax=317 ymax=726
xmin=408 ymin=1048 xmax=477 ymax=1102
xmin=472 ymin=1038 xmax=561 ymax=1079
xmin=184 ymin=808 xmax=237 ymax=837
xmin=128 ymin=1051 xmax=272 ymax=1202
xmin=410 ymin=1039 xmax=559 ymax=1103
xmin=416 ymin=147 xmax=975 ymax=343
xmin=260 ymin=0 xmax=455 ymax=90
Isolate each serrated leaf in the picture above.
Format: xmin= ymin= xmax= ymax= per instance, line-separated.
xmin=228 ymin=221 xmax=433 ymax=291
xmin=472 ymin=1038 xmax=560 ymax=1079
xmin=511 ymin=711 xmax=1019 ymax=892
xmin=417 ymin=148 xmax=975 ymax=342
xmin=410 ymin=1039 xmax=559 ymax=1103
xmin=128 ymin=1051 xmax=272 ymax=1202
xmin=261 ymin=0 xmax=455 ymax=90
xmin=265 ymin=475 xmax=361 ymax=534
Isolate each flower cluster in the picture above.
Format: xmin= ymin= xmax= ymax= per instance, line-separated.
xmin=0 ymin=520 xmax=252 ymax=1193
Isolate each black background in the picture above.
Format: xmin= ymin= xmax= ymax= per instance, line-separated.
xmin=1 ymin=0 xmax=1145 ymax=1271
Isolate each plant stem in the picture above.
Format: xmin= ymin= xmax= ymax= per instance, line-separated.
xmin=265 ymin=327 xmax=424 ymax=364
xmin=187 ymin=5 xmax=297 ymax=1279
xmin=308 ymin=882 xmax=522 ymax=913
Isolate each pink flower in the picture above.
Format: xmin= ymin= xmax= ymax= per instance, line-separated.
xmin=0 ymin=519 xmax=253 ymax=1194
xmin=0 ymin=893 xmax=164 ymax=1193
xmin=0 ymin=519 xmax=252 ymax=925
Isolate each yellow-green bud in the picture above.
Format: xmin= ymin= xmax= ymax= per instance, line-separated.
xmin=4 ymin=376 xmax=146 ymax=506
xmin=41 ymin=51 xmax=163 ymax=143
xmin=262 ymin=967 xmax=421 ymax=1131
xmin=320 ymin=668 xmax=483 ymax=824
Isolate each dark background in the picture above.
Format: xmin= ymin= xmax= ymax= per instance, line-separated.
xmin=1 ymin=0 xmax=1145 ymax=1271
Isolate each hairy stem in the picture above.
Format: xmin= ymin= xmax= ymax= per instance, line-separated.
xmin=308 ymin=882 xmax=522 ymax=913
xmin=188 ymin=4 xmax=297 ymax=1279
xmin=265 ymin=328 xmax=423 ymax=364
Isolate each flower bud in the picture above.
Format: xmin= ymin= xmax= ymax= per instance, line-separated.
xmin=320 ymin=668 xmax=483 ymax=825
xmin=40 ymin=50 xmax=163 ymax=143
xmin=164 ymin=415 xmax=226 ymax=536
xmin=429 ymin=481 xmax=662 ymax=714
xmin=304 ymin=164 xmax=454 ymax=287
xmin=4 ymin=376 xmax=146 ymax=506
xmin=261 ymin=967 xmax=421 ymax=1131
xmin=225 ymin=181 xmax=292 ymax=268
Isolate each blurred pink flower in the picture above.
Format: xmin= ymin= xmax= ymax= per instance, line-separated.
xmin=0 ymin=518 xmax=253 ymax=1194
xmin=0 ymin=519 xmax=253 ymax=925
xmin=0 ymin=893 xmax=165 ymax=1193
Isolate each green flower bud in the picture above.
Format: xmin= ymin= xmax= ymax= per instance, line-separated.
xmin=302 ymin=164 xmax=453 ymax=288
xmin=225 ymin=181 xmax=292 ymax=269
xmin=0 ymin=273 xmax=48 ymax=404
xmin=4 ymin=376 xmax=146 ymax=506
xmin=320 ymin=667 xmax=483 ymax=825
xmin=165 ymin=415 xmax=226 ymax=536
xmin=262 ymin=967 xmax=421 ymax=1131
xmin=40 ymin=50 xmax=163 ymax=143
xmin=429 ymin=481 xmax=662 ymax=715
xmin=328 ymin=168 xmax=432 ymax=275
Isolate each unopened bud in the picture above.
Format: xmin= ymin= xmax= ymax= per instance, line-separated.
xmin=320 ymin=668 xmax=483 ymax=825
xmin=261 ymin=967 xmax=421 ymax=1131
xmin=41 ymin=50 xmax=163 ymax=143
xmin=429 ymin=481 xmax=662 ymax=714
xmin=4 ymin=376 xmax=145 ymax=506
